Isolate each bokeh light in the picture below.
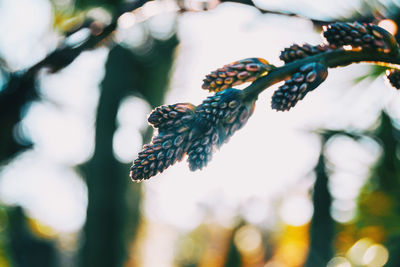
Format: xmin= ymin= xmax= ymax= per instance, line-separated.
xmin=362 ymin=244 xmax=389 ymax=267
xmin=21 ymin=102 xmax=95 ymax=165
xmin=279 ymin=194 xmax=313 ymax=226
xmin=327 ymin=256 xmax=352 ymax=267
xmin=347 ymin=238 xmax=374 ymax=266
xmin=113 ymin=96 xmax=150 ymax=163
xmin=234 ymin=225 xmax=263 ymax=255
xmin=87 ymin=7 xmax=112 ymax=25
xmin=118 ymin=12 xmax=137 ymax=29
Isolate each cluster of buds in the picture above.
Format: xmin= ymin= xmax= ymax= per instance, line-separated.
xmin=202 ymin=58 xmax=272 ymax=93
xmin=271 ymin=62 xmax=328 ymax=111
xmin=386 ymin=69 xmax=400 ymax=90
xmin=280 ymin=43 xmax=333 ymax=64
xmin=130 ymin=89 xmax=255 ymax=181
xmin=323 ymin=22 xmax=386 ymax=50
xmin=130 ymin=21 xmax=400 ymax=181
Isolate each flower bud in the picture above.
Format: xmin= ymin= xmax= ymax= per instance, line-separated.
xmin=202 ymin=58 xmax=272 ymax=93
xmin=147 ymin=103 xmax=196 ymax=131
xmin=271 ymin=62 xmax=328 ymax=111
xmin=323 ymin=22 xmax=386 ymax=50
xmin=280 ymin=43 xmax=333 ymax=64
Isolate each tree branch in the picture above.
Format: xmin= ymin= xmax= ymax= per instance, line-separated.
xmin=243 ymin=48 xmax=400 ymax=101
xmin=0 ymin=0 xmax=149 ymax=163
xmin=130 ymin=21 xmax=400 ymax=181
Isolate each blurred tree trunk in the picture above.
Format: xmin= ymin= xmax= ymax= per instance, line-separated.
xmin=80 ymin=46 xmax=134 ymax=267
xmin=223 ymin=231 xmax=241 ymax=267
xmin=80 ymin=35 xmax=178 ymax=267
xmin=305 ymin=144 xmax=334 ymax=267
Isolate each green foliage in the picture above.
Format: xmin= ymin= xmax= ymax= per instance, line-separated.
xmin=7 ymin=207 xmax=57 ymax=267
xmin=74 ymin=0 xmax=123 ymax=11
xmin=356 ymin=113 xmax=400 ymax=266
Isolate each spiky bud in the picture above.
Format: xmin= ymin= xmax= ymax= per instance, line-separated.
xmin=202 ymin=58 xmax=272 ymax=93
xmin=187 ymin=127 xmax=217 ymax=171
xmin=280 ymin=43 xmax=333 ymax=64
xmin=130 ymin=131 xmax=191 ymax=182
xmin=130 ymin=104 xmax=196 ymax=182
xmin=386 ymin=69 xmax=400 ymax=89
xmin=323 ymin=22 xmax=386 ymax=50
xmin=147 ymin=103 xmax=196 ymax=131
xmin=271 ymin=62 xmax=328 ymax=111
xmin=187 ymin=88 xmax=255 ymax=170
xmin=130 ymin=88 xmax=255 ymax=180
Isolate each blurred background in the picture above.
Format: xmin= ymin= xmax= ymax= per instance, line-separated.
xmin=1 ymin=0 xmax=400 ymax=266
